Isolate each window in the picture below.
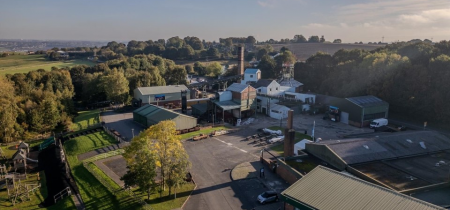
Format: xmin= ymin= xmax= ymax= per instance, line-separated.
xmin=250 ymin=75 xmax=253 ymax=78
xmin=270 ymin=88 xmax=272 ymax=91
xmin=276 ymin=87 xmax=278 ymax=90
xmin=258 ymin=89 xmax=261 ymax=92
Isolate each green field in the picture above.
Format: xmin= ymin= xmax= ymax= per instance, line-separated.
xmin=268 ymin=126 xmax=312 ymax=156
xmin=0 ymin=54 xmax=94 ymax=75
xmin=64 ymin=131 xmax=141 ymax=210
xmin=69 ymin=110 xmax=101 ymax=132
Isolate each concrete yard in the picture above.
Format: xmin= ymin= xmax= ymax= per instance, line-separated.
xmin=101 ymin=111 xmax=145 ymax=141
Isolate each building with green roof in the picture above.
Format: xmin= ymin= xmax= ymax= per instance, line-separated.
xmin=133 ymin=104 xmax=197 ymax=130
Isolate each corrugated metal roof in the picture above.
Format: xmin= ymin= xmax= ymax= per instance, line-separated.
xmin=244 ymin=68 xmax=260 ymax=74
xmin=346 ymin=95 xmax=388 ymax=107
xmin=270 ymin=103 xmax=290 ymax=112
xmin=227 ymin=83 xmax=248 ymax=93
xmin=136 ymin=85 xmax=188 ymax=95
xmin=312 ymin=131 xmax=450 ymax=165
xmin=134 ymin=104 xmax=196 ymax=126
xmin=279 ymin=78 xmax=303 ymax=87
xmin=282 ymin=166 xmax=445 ymax=210
xmin=252 ymin=79 xmax=277 ymax=88
xmin=214 ymin=100 xmax=241 ymax=110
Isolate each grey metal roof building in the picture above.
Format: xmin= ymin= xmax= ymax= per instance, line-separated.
xmin=226 ymin=83 xmax=248 ymax=93
xmin=133 ymin=104 xmax=197 ymax=130
xmin=305 ymin=131 xmax=450 ymax=169
xmin=251 ymin=79 xmax=276 ymax=89
xmin=325 ymin=95 xmax=389 ymax=127
xmin=133 ymin=85 xmax=190 ymax=104
xmin=281 ymin=166 xmax=445 ymax=210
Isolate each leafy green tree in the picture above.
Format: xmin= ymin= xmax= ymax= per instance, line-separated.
xmin=246 ymin=36 xmax=257 ymax=44
xmin=99 ymin=69 xmax=129 ymax=104
xmin=205 ymin=62 xmax=223 ymax=77
xmin=165 ymin=66 xmax=187 ymax=85
xmin=207 ymin=47 xmax=219 ymax=58
xmin=308 ymin=36 xmax=320 ymax=43
xmin=122 ymin=131 xmax=158 ymax=200
xmin=257 ymin=48 xmax=269 ymax=60
xmin=179 ymin=45 xmax=195 ymax=59
xmin=166 ymin=36 xmax=185 ymax=49
xmin=258 ymin=55 xmax=277 ymax=79
xmin=320 ymin=36 xmax=326 ymax=43
xmin=294 ymin=35 xmax=307 ymax=43
xmin=0 ymin=77 xmax=18 ymax=142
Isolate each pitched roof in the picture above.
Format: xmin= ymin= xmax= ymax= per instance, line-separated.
xmin=312 ymin=131 xmax=450 ymax=164
xmin=252 ymin=79 xmax=277 ymax=88
xmin=244 ymin=68 xmax=260 ymax=74
xmin=214 ymin=100 xmax=241 ymax=110
xmin=227 ymin=83 xmax=248 ymax=93
xmin=136 ymin=85 xmax=188 ymax=96
xmin=346 ymin=95 xmax=388 ymax=108
xmin=282 ymin=166 xmax=445 ymax=210
xmin=134 ymin=104 xmax=196 ymax=124
xmin=279 ymin=78 xmax=303 ymax=87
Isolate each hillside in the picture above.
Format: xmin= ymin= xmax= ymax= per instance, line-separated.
xmin=271 ymin=43 xmax=384 ymax=61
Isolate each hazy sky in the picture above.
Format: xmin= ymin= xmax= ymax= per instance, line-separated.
xmin=1 ymin=0 xmax=449 ymax=43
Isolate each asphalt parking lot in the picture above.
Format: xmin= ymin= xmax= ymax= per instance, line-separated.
xmin=183 ymin=129 xmax=286 ymax=210
xmin=101 ymin=111 xmax=144 ymax=141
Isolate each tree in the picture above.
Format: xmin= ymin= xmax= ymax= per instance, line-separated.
xmin=146 ymin=121 xmax=191 ymax=197
xmin=205 ymin=62 xmax=223 ymax=77
xmin=257 ymin=48 xmax=269 ymax=60
xmin=185 ymin=64 xmax=194 ymax=74
xmin=246 ymin=36 xmax=257 ymax=45
xmin=178 ymin=45 xmax=195 ymax=59
xmin=165 ymin=66 xmax=187 ymax=85
xmin=193 ymin=62 xmax=206 ymax=75
xmin=308 ymin=36 xmax=320 ymax=43
xmin=166 ymin=36 xmax=185 ymax=49
xmin=320 ymin=35 xmax=326 ymax=43
xmin=333 ymin=39 xmax=342 ymax=43
xmin=99 ymin=69 xmax=129 ymax=104
xmin=257 ymin=55 xmax=277 ymax=79
xmin=207 ymin=47 xmax=219 ymax=58
xmin=294 ymin=35 xmax=307 ymax=43
xmin=122 ymin=131 xmax=158 ymax=200
xmin=0 ymin=77 xmax=18 ymax=142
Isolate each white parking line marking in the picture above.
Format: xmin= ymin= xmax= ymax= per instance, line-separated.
xmin=212 ymin=137 xmax=248 ymax=154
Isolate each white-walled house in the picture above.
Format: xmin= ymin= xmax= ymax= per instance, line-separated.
xmin=241 ymin=69 xmax=261 ymax=84
xmin=252 ymin=79 xmax=283 ymax=96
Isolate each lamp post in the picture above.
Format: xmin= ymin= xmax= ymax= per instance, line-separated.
xmin=131 ymin=129 xmax=134 ymax=138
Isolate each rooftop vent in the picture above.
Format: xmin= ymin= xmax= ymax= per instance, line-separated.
xmin=419 ymin=141 xmax=426 ymax=149
xmin=406 ymin=139 xmax=413 ymax=143
xmin=363 ymin=145 xmax=369 ymax=149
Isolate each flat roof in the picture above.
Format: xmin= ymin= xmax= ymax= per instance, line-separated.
xmin=313 ymin=131 xmax=450 ymax=164
xmin=136 ymin=85 xmax=188 ymax=95
xmin=281 ymin=166 xmax=445 ymax=210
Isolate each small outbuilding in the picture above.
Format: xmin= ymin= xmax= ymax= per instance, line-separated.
xmin=269 ymin=103 xmax=290 ymax=119
xmin=294 ymin=139 xmax=312 ymax=155
xmin=133 ymin=104 xmax=197 ymax=131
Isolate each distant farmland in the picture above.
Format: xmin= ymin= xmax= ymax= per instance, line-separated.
xmin=270 ymin=43 xmax=384 ymax=61
xmin=0 ymin=54 xmax=94 ymax=75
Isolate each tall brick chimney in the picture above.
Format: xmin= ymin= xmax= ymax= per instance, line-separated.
xmin=284 ymin=110 xmax=295 ymax=158
xmin=237 ymin=46 xmax=244 ymax=76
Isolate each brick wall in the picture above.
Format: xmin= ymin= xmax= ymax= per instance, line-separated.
xmin=260 ymin=157 xmax=303 ymax=185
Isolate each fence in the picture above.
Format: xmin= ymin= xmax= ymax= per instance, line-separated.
xmin=54 ymin=187 xmax=71 ymax=204
xmin=102 ymin=126 xmax=127 ymax=144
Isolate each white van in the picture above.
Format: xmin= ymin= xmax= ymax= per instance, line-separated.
xmin=370 ymin=118 xmax=388 ymax=128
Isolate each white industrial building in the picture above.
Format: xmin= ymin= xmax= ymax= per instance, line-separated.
xmin=241 ymin=69 xmax=261 ymax=85
xmin=133 ymin=85 xmax=190 ymax=106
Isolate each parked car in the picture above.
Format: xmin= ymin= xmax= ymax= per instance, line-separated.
xmin=257 ymin=191 xmax=278 ymax=204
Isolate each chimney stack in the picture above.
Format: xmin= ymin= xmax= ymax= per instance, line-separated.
xmin=237 ymin=46 xmax=244 ymax=76
xmin=284 ymin=110 xmax=295 ymax=158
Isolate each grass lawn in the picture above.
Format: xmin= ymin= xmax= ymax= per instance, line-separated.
xmin=64 ymin=131 xmax=116 ymax=156
xmin=0 ymin=171 xmax=75 ymax=210
xmin=0 ymin=139 xmax=45 ymax=165
xmin=179 ymin=126 xmax=229 ymax=140
xmin=69 ymin=110 xmax=101 ymax=132
xmin=64 ymin=131 xmax=140 ymax=210
xmin=0 ymin=54 xmax=94 ymax=75
xmin=267 ymin=126 xmax=312 ymax=157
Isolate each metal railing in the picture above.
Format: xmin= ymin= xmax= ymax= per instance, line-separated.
xmin=54 ymin=187 xmax=71 ymax=204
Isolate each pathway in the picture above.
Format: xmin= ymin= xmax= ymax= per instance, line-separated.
xmin=77 ymin=142 xmax=128 ymax=161
xmin=93 ymin=156 xmax=125 ymax=187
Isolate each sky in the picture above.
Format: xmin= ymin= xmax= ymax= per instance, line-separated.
xmin=0 ymin=0 xmax=449 ymax=43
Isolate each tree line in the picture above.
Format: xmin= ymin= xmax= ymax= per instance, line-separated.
xmin=294 ymin=40 xmax=450 ymax=123
xmin=0 ymin=69 xmax=75 ymax=142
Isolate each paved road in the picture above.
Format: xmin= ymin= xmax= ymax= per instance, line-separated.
xmin=101 ymin=111 xmax=145 ymax=141
xmin=183 ymin=129 xmax=284 ymax=210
